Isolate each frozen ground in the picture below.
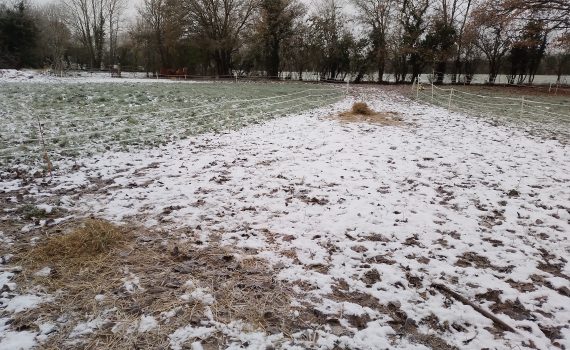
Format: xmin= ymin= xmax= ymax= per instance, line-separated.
xmin=0 ymin=79 xmax=341 ymax=163
xmin=1 ymin=86 xmax=569 ymax=349
xmin=0 ymin=69 xmax=194 ymax=84
xmin=416 ymin=84 xmax=570 ymax=143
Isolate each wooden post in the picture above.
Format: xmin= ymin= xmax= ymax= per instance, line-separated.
xmin=448 ymin=88 xmax=454 ymax=109
xmin=431 ymin=82 xmax=434 ymax=101
xmin=521 ymin=96 xmax=524 ymax=114
xmin=36 ymin=116 xmax=52 ymax=177
xmin=416 ymin=78 xmax=420 ymax=99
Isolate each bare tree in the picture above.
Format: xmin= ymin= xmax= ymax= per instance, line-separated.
xmin=471 ymin=0 xmax=514 ymax=83
xmin=280 ymin=20 xmax=312 ymax=80
xmin=129 ymin=17 xmax=157 ymax=74
xmin=183 ymin=0 xmax=257 ymax=75
xmin=64 ymin=0 xmax=123 ymax=69
xmin=503 ymin=0 xmax=570 ymax=30
xmin=394 ymin=0 xmax=430 ymax=83
xmin=550 ymin=31 xmax=570 ymax=84
xmin=138 ymin=0 xmax=168 ymax=67
xmin=458 ymin=15 xmax=479 ymax=83
xmin=64 ymin=0 xmax=105 ymax=68
xmin=257 ymin=0 xmax=304 ymax=78
xmin=308 ymin=0 xmax=352 ymax=80
xmin=107 ymin=0 xmax=125 ymax=64
xmin=438 ymin=0 xmax=473 ymax=83
xmin=352 ymin=0 xmax=394 ymax=82
xmin=37 ymin=2 xmax=71 ymax=75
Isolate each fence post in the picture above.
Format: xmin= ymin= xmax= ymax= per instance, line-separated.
xmin=520 ymin=96 xmax=525 ymax=114
xmin=448 ymin=88 xmax=454 ymax=109
xmin=431 ymin=81 xmax=434 ymax=101
xmin=416 ymin=78 xmax=420 ymax=99
xmin=35 ymin=115 xmax=52 ymax=177
xmin=346 ymin=78 xmax=349 ymax=97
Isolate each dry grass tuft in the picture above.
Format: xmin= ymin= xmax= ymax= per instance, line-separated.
xmin=351 ymin=102 xmax=374 ymax=115
xmin=24 ymin=219 xmax=128 ymax=267
xmin=335 ymin=102 xmax=404 ymax=126
xmin=11 ymin=220 xmax=308 ymax=349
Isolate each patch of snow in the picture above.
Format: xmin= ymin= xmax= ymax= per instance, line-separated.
xmin=36 ymin=322 xmax=56 ymax=342
xmin=121 ymin=272 xmax=144 ymax=293
xmin=1 ymin=294 xmax=46 ymax=313
xmin=169 ymin=326 xmax=215 ymax=350
xmin=67 ymin=308 xmax=116 ymax=340
xmin=34 ymin=204 xmax=53 ymax=214
xmin=138 ymin=315 xmax=158 ymax=333
xmin=190 ymin=341 xmax=204 ymax=350
xmin=0 ymin=318 xmax=36 ymax=350
xmin=0 ymin=255 xmax=13 ymax=264
xmin=214 ymin=321 xmax=284 ymax=349
xmin=160 ymin=307 xmax=182 ymax=322
xmin=0 ymin=332 xmax=37 ymax=350
xmin=181 ymin=288 xmax=214 ymax=305
xmin=0 ymin=272 xmax=14 ymax=290
xmin=183 ymin=280 xmax=195 ymax=289
xmin=69 ymin=317 xmax=105 ymax=338
xmin=547 ymin=277 xmax=569 ymax=290
xmin=34 ymin=267 xmax=51 ymax=277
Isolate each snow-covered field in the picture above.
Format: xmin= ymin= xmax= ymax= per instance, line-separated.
xmin=0 ymin=69 xmax=173 ymax=84
xmin=0 ymin=76 xmax=342 ymax=164
xmin=1 ymin=81 xmax=569 ymax=349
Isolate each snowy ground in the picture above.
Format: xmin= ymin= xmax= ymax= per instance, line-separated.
xmin=0 ymin=79 xmax=341 ymax=163
xmin=0 ymin=69 xmax=188 ymax=84
xmin=1 ymin=86 xmax=569 ymax=349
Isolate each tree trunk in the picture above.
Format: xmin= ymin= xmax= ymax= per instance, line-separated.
xmin=487 ymin=56 xmax=500 ymax=84
xmin=451 ymin=57 xmax=461 ymax=83
xmin=266 ymin=38 xmax=280 ymax=78
xmin=214 ymin=49 xmax=232 ymax=76
xmin=377 ymin=56 xmax=385 ymax=83
xmin=354 ymin=69 xmax=364 ymax=83
xmin=435 ymin=61 xmax=446 ymax=84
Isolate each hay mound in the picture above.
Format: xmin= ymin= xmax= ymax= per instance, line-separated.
xmin=13 ymin=220 xmax=307 ymax=349
xmin=337 ymin=102 xmax=403 ymax=126
xmin=351 ymin=102 xmax=374 ymax=115
xmin=26 ymin=219 xmax=127 ymax=265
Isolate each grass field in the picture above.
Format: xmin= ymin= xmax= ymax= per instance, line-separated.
xmin=0 ymin=82 xmax=343 ymax=166
xmin=415 ymin=84 xmax=570 ymax=143
xmin=1 ymin=81 xmax=569 ymax=349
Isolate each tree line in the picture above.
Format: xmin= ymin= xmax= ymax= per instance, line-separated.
xmin=1 ymin=0 xmax=569 ymax=84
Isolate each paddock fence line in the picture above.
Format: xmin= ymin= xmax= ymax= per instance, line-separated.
xmin=0 ymin=86 xmax=345 ymax=168
xmin=412 ymin=79 xmax=570 ymax=142
xmin=421 ymin=70 xmax=570 ymax=91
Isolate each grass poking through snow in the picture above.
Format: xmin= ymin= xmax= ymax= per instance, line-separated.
xmin=11 ymin=220 xmax=317 ymax=349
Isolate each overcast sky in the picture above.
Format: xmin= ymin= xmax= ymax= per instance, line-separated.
xmin=30 ymin=0 xmax=141 ymax=21
xmin=30 ymin=0 xmax=353 ymax=23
